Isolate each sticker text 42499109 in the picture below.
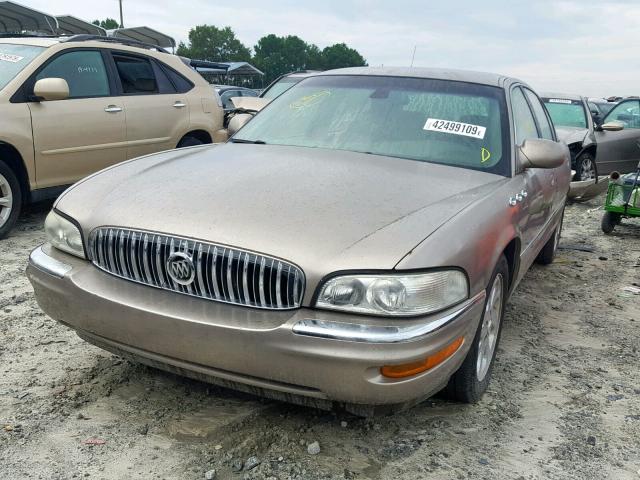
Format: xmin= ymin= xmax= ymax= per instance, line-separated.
xmin=424 ymin=118 xmax=486 ymax=140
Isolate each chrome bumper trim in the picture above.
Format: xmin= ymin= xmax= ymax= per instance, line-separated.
xmin=29 ymin=245 xmax=72 ymax=278
xmin=292 ymin=291 xmax=486 ymax=344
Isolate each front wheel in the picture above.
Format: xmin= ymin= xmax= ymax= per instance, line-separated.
xmin=574 ymin=152 xmax=597 ymax=182
xmin=445 ymin=255 xmax=509 ymax=403
xmin=177 ymin=135 xmax=204 ymax=148
xmin=0 ymin=161 xmax=22 ymax=239
xmin=601 ymin=211 xmax=620 ymax=234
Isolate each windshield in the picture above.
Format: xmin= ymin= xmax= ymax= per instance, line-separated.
xmin=542 ymin=98 xmax=587 ymax=129
xmin=260 ymin=77 xmax=301 ymax=100
xmin=237 ymin=75 xmax=510 ymax=175
xmin=0 ymin=44 xmax=45 ymax=91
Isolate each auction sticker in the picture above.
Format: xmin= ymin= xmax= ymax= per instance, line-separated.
xmin=548 ymin=98 xmax=572 ymax=104
xmin=0 ymin=52 xmax=24 ymax=63
xmin=424 ymin=118 xmax=486 ymax=139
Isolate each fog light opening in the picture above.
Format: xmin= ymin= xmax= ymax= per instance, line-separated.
xmin=380 ymin=336 xmax=464 ymax=379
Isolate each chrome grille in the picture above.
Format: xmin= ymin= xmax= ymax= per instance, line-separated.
xmin=88 ymin=227 xmax=305 ymax=310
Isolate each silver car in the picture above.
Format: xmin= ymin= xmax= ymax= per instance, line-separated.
xmin=28 ymin=67 xmax=570 ymax=415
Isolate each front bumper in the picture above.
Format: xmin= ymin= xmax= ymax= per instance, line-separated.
xmin=27 ymin=244 xmax=485 ymax=408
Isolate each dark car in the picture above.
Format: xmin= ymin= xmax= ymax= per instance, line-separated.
xmin=214 ymin=85 xmax=259 ymax=112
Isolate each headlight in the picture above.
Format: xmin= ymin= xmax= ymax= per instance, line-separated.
xmin=44 ymin=211 xmax=85 ymax=258
xmin=315 ymin=270 xmax=468 ymax=317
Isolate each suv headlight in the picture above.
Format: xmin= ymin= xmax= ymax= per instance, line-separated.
xmin=44 ymin=211 xmax=85 ymax=258
xmin=315 ymin=270 xmax=469 ymax=317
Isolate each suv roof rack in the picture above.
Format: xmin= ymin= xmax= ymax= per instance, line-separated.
xmin=60 ymin=34 xmax=168 ymax=53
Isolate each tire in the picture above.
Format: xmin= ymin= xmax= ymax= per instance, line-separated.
xmin=601 ymin=211 xmax=619 ymax=234
xmin=0 ymin=161 xmax=22 ymax=240
xmin=445 ymin=254 xmax=509 ymax=403
xmin=177 ymin=136 xmax=204 ymax=148
xmin=536 ymin=209 xmax=564 ymax=265
xmin=574 ymin=152 xmax=597 ymax=182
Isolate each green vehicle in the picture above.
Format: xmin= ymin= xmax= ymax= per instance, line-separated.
xmin=601 ymin=163 xmax=640 ymax=233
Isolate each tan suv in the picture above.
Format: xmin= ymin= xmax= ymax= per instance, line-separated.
xmin=0 ymin=35 xmax=224 ymax=238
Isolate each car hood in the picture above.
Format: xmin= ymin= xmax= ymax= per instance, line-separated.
xmin=555 ymin=126 xmax=589 ymax=146
xmin=57 ymin=144 xmax=506 ymax=296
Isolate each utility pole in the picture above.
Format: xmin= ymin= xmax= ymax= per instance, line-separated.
xmin=410 ymin=45 xmax=417 ymax=67
xmin=118 ymin=0 xmax=124 ymax=28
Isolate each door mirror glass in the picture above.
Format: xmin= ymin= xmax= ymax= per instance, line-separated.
xmin=601 ymin=122 xmax=624 ymax=132
xmin=518 ymin=138 xmax=567 ymax=170
xmin=33 ymin=77 xmax=69 ymax=101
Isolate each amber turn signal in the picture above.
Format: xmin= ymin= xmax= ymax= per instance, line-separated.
xmin=381 ymin=337 xmax=464 ymax=379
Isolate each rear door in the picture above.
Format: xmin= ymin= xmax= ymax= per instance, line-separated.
xmin=28 ymin=49 xmax=127 ymax=187
xmin=594 ymin=99 xmax=640 ymax=174
xmin=109 ymin=51 xmax=190 ymax=158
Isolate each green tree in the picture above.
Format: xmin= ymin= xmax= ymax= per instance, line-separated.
xmin=320 ymin=43 xmax=367 ymax=70
xmin=253 ymin=34 xmax=326 ymax=83
xmin=92 ymin=18 xmax=120 ymax=30
xmin=176 ymin=25 xmax=251 ymax=62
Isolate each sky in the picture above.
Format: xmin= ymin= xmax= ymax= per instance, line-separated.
xmin=24 ymin=0 xmax=640 ymax=97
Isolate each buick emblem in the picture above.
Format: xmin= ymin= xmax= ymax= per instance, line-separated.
xmin=166 ymin=251 xmax=195 ymax=286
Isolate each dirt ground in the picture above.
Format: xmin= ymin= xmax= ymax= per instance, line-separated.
xmin=1 ymin=197 xmax=639 ymax=480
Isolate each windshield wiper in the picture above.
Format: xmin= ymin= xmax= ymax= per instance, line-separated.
xmin=230 ymin=138 xmax=267 ymax=144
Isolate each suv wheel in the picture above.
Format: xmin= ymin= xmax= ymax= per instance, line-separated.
xmin=177 ymin=136 xmax=204 ymax=148
xmin=444 ymin=255 xmax=508 ymax=403
xmin=0 ymin=161 xmax=22 ymax=239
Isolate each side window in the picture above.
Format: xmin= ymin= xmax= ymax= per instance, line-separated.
xmin=35 ymin=50 xmax=109 ymax=98
xmin=113 ymin=54 xmax=158 ymax=94
xmin=511 ymin=87 xmax=540 ymax=145
xmin=523 ymin=89 xmax=554 ymax=140
xmin=159 ymin=63 xmax=194 ymax=93
xmin=604 ymin=100 xmax=640 ymax=129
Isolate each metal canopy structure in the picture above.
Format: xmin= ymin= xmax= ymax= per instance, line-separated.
xmin=222 ymin=62 xmax=264 ymax=76
xmin=0 ymin=1 xmax=58 ymax=34
xmin=110 ymin=27 xmax=176 ymax=50
xmin=56 ymin=15 xmax=106 ymax=36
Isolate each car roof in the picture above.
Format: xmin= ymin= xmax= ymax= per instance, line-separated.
xmin=215 ymin=85 xmax=253 ymax=91
xmin=540 ymin=92 xmax=584 ymax=101
xmin=312 ymin=66 xmax=521 ymax=88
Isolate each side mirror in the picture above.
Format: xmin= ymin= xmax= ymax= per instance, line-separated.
xmin=227 ymin=113 xmax=254 ymax=136
xmin=600 ymin=122 xmax=624 ymax=132
xmin=33 ymin=78 xmax=69 ymax=101
xmin=518 ymin=138 xmax=568 ymax=170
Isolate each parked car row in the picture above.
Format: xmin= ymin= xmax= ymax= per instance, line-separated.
xmin=1 ymin=33 xmax=633 ymax=414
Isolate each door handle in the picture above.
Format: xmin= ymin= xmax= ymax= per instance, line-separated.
xmin=104 ymin=105 xmax=122 ymax=113
xmin=173 ymin=101 xmax=186 ymax=108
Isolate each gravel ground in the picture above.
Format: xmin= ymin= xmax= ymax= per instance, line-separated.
xmin=1 ymin=197 xmax=639 ymax=480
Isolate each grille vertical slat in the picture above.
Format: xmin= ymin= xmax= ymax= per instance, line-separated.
xmin=89 ymin=228 xmax=304 ymax=310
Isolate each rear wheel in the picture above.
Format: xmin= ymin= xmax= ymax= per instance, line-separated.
xmin=574 ymin=152 xmax=597 ymax=181
xmin=0 ymin=161 xmax=22 ymax=239
xmin=177 ymin=135 xmax=204 ymax=148
xmin=601 ymin=211 xmax=620 ymax=234
xmin=445 ymin=255 xmax=508 ymax=403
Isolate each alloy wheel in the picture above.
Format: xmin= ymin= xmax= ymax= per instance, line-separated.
xmin=579 ymin=157 xmax=596 ymax=181
xmin=0 ymin=172 xmax=13 ymax=228
xmin=476 ymin=273 xmax=504 ymax=382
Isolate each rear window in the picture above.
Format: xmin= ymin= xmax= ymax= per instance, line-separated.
xmin=542 ymin=98 xmax=587 ymax=129
xmin=0 ymin=43 xmax=45 ymax=90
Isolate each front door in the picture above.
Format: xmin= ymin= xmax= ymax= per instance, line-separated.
xmin=28 ymin=49 xmax=127 ymax=188
xmin=594 ymin=99 xmax=640 ymax=175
